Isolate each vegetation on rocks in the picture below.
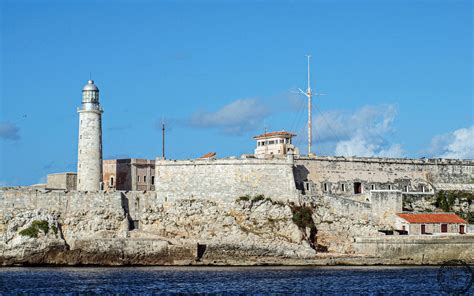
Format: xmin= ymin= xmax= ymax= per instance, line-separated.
xmin=19 ymin=220 xmax=50 ymax=238
xmin=236 ymin=194 xmax=286 ymax=207
xmin=290 ymin=203 xmax=317 ymax=249
xmin=434 ymin=190 xmax=474 ymax=223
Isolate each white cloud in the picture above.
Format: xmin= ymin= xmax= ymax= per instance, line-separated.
xmin=0 ymin=122 xmax=20 ymax=140
xmin=313 ymin=105 xmax=404 ymax=157
xmin=189 ymin=98 xmax=269 ymax=135
xmin=428 ymin=126 xmax=474 ymax=159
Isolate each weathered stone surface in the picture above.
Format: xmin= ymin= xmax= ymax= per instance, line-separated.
xmin=140 ymin=198 xmax=315 ymax=259
xmin=155 ymin=158 xmax=298 ymax=202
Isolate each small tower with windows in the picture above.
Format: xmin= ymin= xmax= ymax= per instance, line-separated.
xmin=77 ymin=80 xmax=103 ymax=191
xmin=254 ymin=131 xmax=299 ymax=158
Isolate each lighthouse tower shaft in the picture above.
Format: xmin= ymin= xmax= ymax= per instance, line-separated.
xmin=77 ymin=80 xmax=103 ymax=191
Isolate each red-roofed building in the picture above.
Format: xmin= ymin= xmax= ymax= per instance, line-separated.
xmin=253 ymin=131 xmax=299 ymax=158
xmin=395 ymin=213 xmax=467 ymax=235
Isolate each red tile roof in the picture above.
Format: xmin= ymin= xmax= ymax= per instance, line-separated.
xmin=397 ymin=213 xmax=466 ymax=224
xmin=198 ymin=152 xmax=216 ymax=159
xmin=253 ymin=131 xmax=296 ymax=139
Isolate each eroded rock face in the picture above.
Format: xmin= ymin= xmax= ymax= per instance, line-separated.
xmin=0 ymin=209 xmax=67 ymax=265
xmin=0 ymin=197 xmax=317 ymax=265
xmin=310 ymin=199 xmax=383 ymax=254
xmin=140 ymin=199 xmax=315 ymax=259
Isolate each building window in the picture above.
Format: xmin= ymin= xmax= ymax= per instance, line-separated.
xmin=323 ymin=183 xmax=328 ymax=192
xmin=354 ymin=182 xmax=362 ymax=194
xmin=371 ymin=184 xmax=375 ymax=190
xmin=460 ymin=225 xmax=465 ymax=234
xmin=404 ymin=186 xmax=408 ymax=192
xmin=341 ymin=184 xmax=345 ymax=192
xmin=421 ymin=185 xmax=425 ymax=193
xmin=421 ymin=224 xmax=426 ymax=234
xmin=144 ymin=176 xmax=147 ymax=183
xmin=110 ymin=177 xmax=114 ymax=186
xmin=388 ymin=185 xmax=392 ymax=190
xmin=151 ymin=176 xmax=155 ymax=185
xmin=441 ymin=224 xmax=448 ymax=233
xmin=80 ymin=135 xmax=82 ymax=139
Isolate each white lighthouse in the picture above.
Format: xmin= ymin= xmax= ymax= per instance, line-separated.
xmin=77 ymin=80 xmax=103 ymax=191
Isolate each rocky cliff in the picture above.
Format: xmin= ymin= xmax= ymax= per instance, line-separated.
xmin=0 ymin=196 xmax=317 ymax=266
xmin=1 ymin=189 xmax=472 ymax=266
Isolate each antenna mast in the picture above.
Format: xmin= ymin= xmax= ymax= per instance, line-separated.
xmin=294 ymin=55 xmax=325 ymax=156
xmin=296 ymin=55 xmax=313 ymax=155
xmin=162 ymin=118 xmax=166 ymax=160
xmin=306 ymin=55 xmax=312 ymax=155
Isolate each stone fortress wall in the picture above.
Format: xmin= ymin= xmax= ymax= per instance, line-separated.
xmin=294 ymin=156 xmax=474 ymax=196
xmin=154 ymin=157 xmax=299 ymax=203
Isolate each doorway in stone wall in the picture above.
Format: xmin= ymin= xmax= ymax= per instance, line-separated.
xmin=354 ymin=182 xmax=362 ymax=194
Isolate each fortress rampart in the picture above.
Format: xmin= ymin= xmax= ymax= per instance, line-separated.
xmin=294 ymin=156 xmax=474 ymax=196
xmin=154 ymin=157 xmax=299 ymax=202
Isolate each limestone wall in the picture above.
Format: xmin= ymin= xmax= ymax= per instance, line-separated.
xmin=295 ymin=156 xmax=474 ymax=196
xmin=46 ymin=173 xmax=77 ymax=190
xmin=0 ymin=189 xmax=123 ymax=218
xmin=354 ymin=235 xmax=474 ymax=264
xmin=154 ymin=158 xmax=299 ymax=202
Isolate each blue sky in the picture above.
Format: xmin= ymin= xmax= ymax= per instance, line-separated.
xmin=1 ymin=0 xmax=473 ymax=186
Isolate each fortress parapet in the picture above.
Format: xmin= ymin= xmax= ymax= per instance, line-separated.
xmin=154 ymin=157 xmax=298 ymax=203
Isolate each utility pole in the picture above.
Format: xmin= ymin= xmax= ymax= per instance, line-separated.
xmin=162 ymin=118 xmax=165 ymax=160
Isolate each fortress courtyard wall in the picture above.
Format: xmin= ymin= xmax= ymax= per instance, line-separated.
xmin=294 ymin=156 xmax=474 ymax=196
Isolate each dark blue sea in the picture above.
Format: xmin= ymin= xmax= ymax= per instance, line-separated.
xmin=0 ymin=266 xmax=473 ymax=295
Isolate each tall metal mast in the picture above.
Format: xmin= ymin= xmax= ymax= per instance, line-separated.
xmin=297 ymin=55 xmax=313 ymax=155
xmin=162 ymin=118 xmax=165 ymax=160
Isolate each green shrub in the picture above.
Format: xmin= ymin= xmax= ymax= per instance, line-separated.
xmin=237 ymin=195 xmax=250 ymax=202
xmin=32 ymin=220 xmax=49 ymax=234
xmin=291 ymin=205 xmax=315 ymax=230
xmin=19 ymin=220 xmax=49 ymax=238
xmin=51 ymin=225 xmax=58 ymax=235
xmin=19 ymin=226 xmax=39 ymax=238
xmin=265 ymin=197 xmax=285 ymax=206
xmin=252 ymin=194 xmax=265 ymax=203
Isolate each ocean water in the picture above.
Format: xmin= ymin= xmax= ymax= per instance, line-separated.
xmin=0 ymin=266 xmax=472 ymax=295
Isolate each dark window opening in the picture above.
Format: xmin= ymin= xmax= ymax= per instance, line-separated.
xmin=323 ymin=183 xmax=328 ymax=192
xmin=354 ymin=182 xmax=362 ymax=194
xmin=144 ymin=176 xmax=147 ymax=183
xmin=110 ymin=177 xmax=114 ymax=186
xmin=151 ymin=176 xmax=155 ymax=185
xmin=441 ymin=224 xmax=448 ymax=233
xmin=341 ymin=184 xmax=345 ymax=192
xmin=129 ymin=220 xmax=139 ymax=231
xmin=421 ymin=224 xmax=426 ymax=234
xmin=460 ymin=225 xmax=465 ymax=234
xmin=371 ymin=184 xmax=375 ymax=190
xmin=196 ymin=243 xmax=207 ymax=261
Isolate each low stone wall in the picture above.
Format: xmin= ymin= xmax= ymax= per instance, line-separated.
xmin=46 ymin=173 xmax=77 ymax=191
xmin=0 ymin=188 xmax=123 ymax=219
xmin=155 ymin=158 xmax=299 ymax=202
xmin=354 ymin=235 xmax=474 ymax=264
